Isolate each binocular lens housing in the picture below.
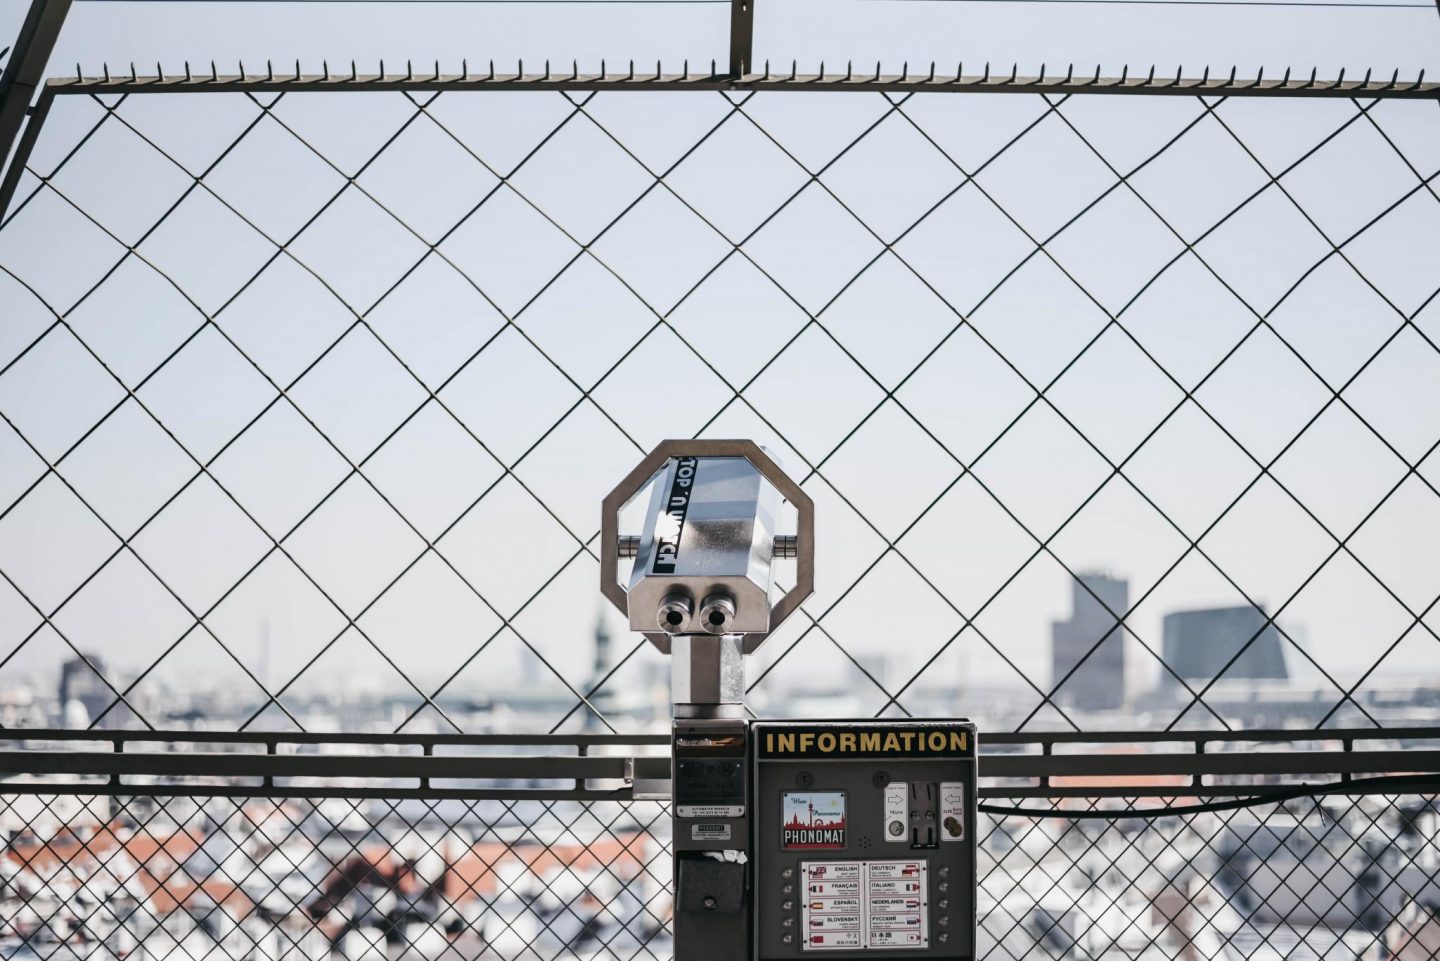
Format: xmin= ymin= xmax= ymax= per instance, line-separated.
xmin=657 ymin=593 xmax=694 ymax=634
xmin=700 ymin=593 xmax=737 ymax=635
xmin=655 ymin=591 xmax=739 ymax=635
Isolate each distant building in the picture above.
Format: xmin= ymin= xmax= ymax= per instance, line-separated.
xmin=1051 ymin=574 xmax=1128 ymax=711
xmin=58 ymin=654 xmax=113 ymax=729
xmin=1161 ymin=607 xmax=1288 ymax=685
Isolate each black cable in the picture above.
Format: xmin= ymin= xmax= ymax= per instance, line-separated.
xmin=862 ymin=0 xmax=1431 ymax=7
xmin=68 ymin=0 xmax=1434 ymax=5
xmin=979 ymin=774 xmax=1440 ymax=819
xmin=75 ymin=0 xmax=730 ymax=4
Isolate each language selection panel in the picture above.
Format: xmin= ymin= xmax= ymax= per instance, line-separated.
xmin=752 ymin=720 xmax=978 ymax=959
xmin=803 ymin=860 xmax=929 ymax=950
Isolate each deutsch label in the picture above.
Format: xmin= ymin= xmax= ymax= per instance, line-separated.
xmin=690 ymin=823 xmax=731 ymax=841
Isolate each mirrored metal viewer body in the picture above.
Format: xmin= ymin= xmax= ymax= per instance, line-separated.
xmin=627 ymin=454 xmax=780 ymax=639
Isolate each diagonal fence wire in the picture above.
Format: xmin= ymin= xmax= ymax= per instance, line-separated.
xmin=0 ymin=79 xmax=1437 ymax=736
xmin=4 ymin=781 xmax=1440 ymax=961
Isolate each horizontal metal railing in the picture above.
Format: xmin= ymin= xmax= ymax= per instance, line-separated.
xmin=4 ymin=727 xmax=1438 ymax=800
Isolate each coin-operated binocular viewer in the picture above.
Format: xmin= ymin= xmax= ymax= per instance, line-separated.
xmin=603 ymin=441 xmax=978 ymax=961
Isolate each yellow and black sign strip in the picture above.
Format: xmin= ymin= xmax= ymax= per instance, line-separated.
xmin=756 ymin=722 xmax=976 ymax=759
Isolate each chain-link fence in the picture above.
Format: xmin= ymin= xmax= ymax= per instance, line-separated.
xmin=1 ymin=73 xmax=1439 ymax=736
xmin=3 ymin=732 xmax=1439 ymax=961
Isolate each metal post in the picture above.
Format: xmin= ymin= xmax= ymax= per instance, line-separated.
xmin=728 ymin=0 xmax=754 ymax=78
xmin=0 ymin=0 xmax=73 ymax=197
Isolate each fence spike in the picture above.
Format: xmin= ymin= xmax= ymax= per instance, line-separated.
xmin=684 ymin=59 xmax=689 ymax=80
xmin=846 ymin=60 xmax=852 ymax=81
xmin=656 ymin=60 xmax=661 ymax=80
xmin=323 ymin=60 xmax=330 ymax=81
xmin=211 ymin=60 xmax=217 ymax=82
xmin=628 ymin=60 xmax=634 ymax=81
xmin=155 ymin=61 xmax=161 ymax=80
xmin=186 ymin=61 xmax=192 ymax=81
xmin=1306 ymin=67 xmax=1315 ymax=87
xmin=901 ymin=61 xmax=908 ymax=82
xmin=1092 ymin=63 xmax=1100 ymax=84
xmin=1335 ymin=66 xmax=1345 ymax=89
xmin=763 ymin=59 xmax=769 ymax=80
xmin=790 ymin=59 xmax=796 ymax=81
xmin=267 ymin=60 xmax=274 ymax=82
xmin=1120 ymin=64 xmax=1128 ymax=83
xmin=983 ymin=62 xmax=990 ymax=82
xmin=1254 ymin=66 xmax=1262 ymax=87
xmin=874 ymin=61 xmax=880 ymax=82
xmin=129 ymin=62 xmax=136 ymax=81
xmin=1146 ymin=64 xmax=1154 ymax=83
xmin=1008 ymin=62 xmax=1017 ymax=83
xmin=1201 ymin=65 xmax=1209 ymax=84
xmin=573 ymin=59 xmax=578 ymax=81
xmin=238 ymin=60 xmax=244 ymax=79
xmin=103 ymin=62 xmax=110 ymax=82
xmin=462 ymin=59 xmax=468 ymax=81
xmin=1387 ymin=68 xmax=1398 ymax=88
xmin=406 ymin=60 xmax=413 ymax=81
xmin=927 ymin=61 xmax=934 ymax=82
xmin=543 ymin=60 xmax=549 ymax=81
xmin=488 ymin=59 xmax=494 ymax=81
xmin=1065 ymin=63 xmax=1073 ymax=83
xmin=295 ymin=59 xmax=300 ymax=80
xmin=1039 ymin=63 xmax=1046 ymax=82
xmin=518 ymin=58 xmax=523 ymax=77
xmin=1227 ymin=65 xmax=1235 ymax=84
xmin=1362 ymin=67 xmax=1371 ymax=85
xmin=1281 ymin=66 xmax=1290 ymax=85
xmin=1418 ymin=69 xmax=1426 ymax=87
xmin=601 ymin=59 xmax=607 ymax=80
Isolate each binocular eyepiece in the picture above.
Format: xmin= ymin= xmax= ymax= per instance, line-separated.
xmin=657 ymin=590 xmax=737 ymax=636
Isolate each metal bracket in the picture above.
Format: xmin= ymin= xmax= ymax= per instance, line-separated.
xmin=600 ymin=438 xmax=813 ymax=655
xmin=728 ymin=0 xmax=755 ymax=78
xmin=0 ymin=0 xmax=73 ymax=217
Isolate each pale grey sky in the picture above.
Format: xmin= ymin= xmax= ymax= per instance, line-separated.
xmin=1 ymin=0 xmax=1438 ymax=732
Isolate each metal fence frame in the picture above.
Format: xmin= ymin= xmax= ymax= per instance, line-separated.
xmin=3 ymin=727 xmax=1438 ymax=799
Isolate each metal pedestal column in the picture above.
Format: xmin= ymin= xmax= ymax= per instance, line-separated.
xmin=671 ymin=635 xmax=752 ymax=960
